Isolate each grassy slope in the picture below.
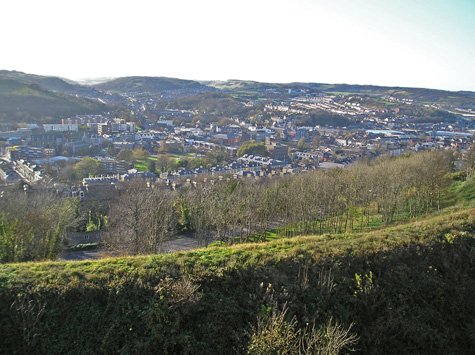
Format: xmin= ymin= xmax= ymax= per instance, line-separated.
xmin=206 ymin=80 xmax=475 ymax=106
xmin=0 ymin=70 xmax=78 ymax=90
xmin=94 ymin=76 xmax=206 ymax=94
xmin=1 ymin=202 xmax=475 ymax=354
xmin=0 ymin=79 xmax=108 ymax=122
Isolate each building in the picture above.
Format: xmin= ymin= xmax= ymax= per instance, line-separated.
xmin=67 ymin=231 xmax=102 ymax=246
xmin=30 ymin=132 xmax=65 ymax=148
xmin=211 ymin=133 xmax=241 ymax=145
xmin=0 ymin=161 xmax=21 ymax=183
xmin=4 ymin=146 xmax=55 ymax=162
xmin=62 ymin=115 xmax=107 ymax=125
xmin=98 ymin=120 xmax=136 ymax=135
xmin=12 ymin=159 xmax=44 ymax=183
xmin=43 ymin=124 xmax=79 ymax=132
xmin=97 ymin=159 xmax=134 ymax=174
xmin=265 ymin=142 xmax=289 ymax=161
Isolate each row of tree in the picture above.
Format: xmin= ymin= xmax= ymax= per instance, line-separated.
xmin=0 ymin=150 xmax=455 ymax=262
xmin=105 ymin=151 xmax=453 ymax=254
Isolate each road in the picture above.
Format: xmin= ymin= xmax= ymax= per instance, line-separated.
xmin=58 ymin=236 xmax=200 ymax=261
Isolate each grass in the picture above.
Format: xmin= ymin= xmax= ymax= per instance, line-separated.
xmin=1 ymin=204 xmax=474 ymax=287
xmin=134 ymin=157 xmax=157 ymax=172
xmin=450 ymin=177 xmax=475 ymax=204
xmin=170 ymin=153 xmax=196 ymax=159
xmin=1 ymin=200 xmax=475 ymax=354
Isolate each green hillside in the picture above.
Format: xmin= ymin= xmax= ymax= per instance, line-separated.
xmin=315 ymin=83 xmax=475 ymax=106
xmin=204 ymin=79 xmax=283 ymax=91
xmin=0 ymin=70 xmax=78 ymax=92
xmin=206 ymin=79 xmax=475 ymax=106
xmin=94 ymin=76 xmax=208 ymax=94
xmin=1 ymin=204 xmax=474 ymax=354
xmin=158 ymin=91 xmax=255 ymax=118
xmin=0 ymin=79 xmax=108 ymax=122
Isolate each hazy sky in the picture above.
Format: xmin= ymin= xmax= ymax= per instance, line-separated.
xmin=2 ymin=0 xmax=474 ymax=91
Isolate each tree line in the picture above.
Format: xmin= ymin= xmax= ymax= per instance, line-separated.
xmin=0 ymin=150 xmax=454 ymax=262
xmin=105 ymin=150 xmax=452 ymax=255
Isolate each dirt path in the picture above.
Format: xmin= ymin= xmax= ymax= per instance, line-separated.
xmin=58 ymin=236 xmax=201 ymax=261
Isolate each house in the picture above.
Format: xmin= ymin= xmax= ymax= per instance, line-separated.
xmin=67 ymin=231 xmax=102 ymax=246
xmin=211 ymin=133 xmax=241 ymax=145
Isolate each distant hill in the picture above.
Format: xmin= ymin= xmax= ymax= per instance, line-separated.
xmin=0 ymin=70 xmax=78 ymax=93
xmin=156 ymin=91 xmax=261 ymax=120
xmin=75 ymin=77 xmax=117 ymax=86
xmin=94 ymin=76 xmax=208 ymax=94
xmin=303 ymin=83 xmax=475 ymax=106
xmin=0 ymin=79 xmax=109 ymax=122
xmin=206 ymin=79 xmax=475 ymax=107
xmin=203 ymin=79 xmax=283 ymax=91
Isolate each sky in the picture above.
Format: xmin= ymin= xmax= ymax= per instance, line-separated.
xmin=2 ymin=0 xmax=475 ymax=91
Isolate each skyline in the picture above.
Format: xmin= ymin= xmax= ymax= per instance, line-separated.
xmin=2 ymin=0 xmax=475 ymax=92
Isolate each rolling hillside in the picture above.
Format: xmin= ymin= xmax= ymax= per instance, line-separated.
xmin=0 ymin=79 xmax=108 ymax=122
xmin=94 ymin=76 xmax=209 ymax=94
xmin=206 ymin=79 xmax=475 ymax=106
xmin=0 ymin=70 xmax=78 ymax=93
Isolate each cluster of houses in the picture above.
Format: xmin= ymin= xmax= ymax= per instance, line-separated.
xmin=1 ymin=97 xmax=475 ymax=190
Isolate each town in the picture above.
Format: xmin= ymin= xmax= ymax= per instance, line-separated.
xmin=1 ymin=86 xmax=474 ymax=191
xmin=1 ymin=76 xmax=475 ymax=253
xmin=2 ymin=0 xmax=475 ymax=352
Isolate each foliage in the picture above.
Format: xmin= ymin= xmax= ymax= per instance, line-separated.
xmin=237 ymin=140 xmax=269 ymax=157
xmin=298 ymin=110 xmax=354 ymax=127
xmin=116 ymin=149 xmax=135 ymax=162
xmin=94 ymin=76 xmax=205 ymax=94
xmin=0 ymin=79 xmax=108 ymax=122
xmin=247 ymin=304 xmax=358 ymax=355
xmin=72 ymin=157 xmax=99 ymax=179
xmin=105 ymin=184 xmax=177 ymax=254
xmin=0 ymin=192 xmax=79 ymax=263
xmin=159 ymin=92 xmax=259 ymax=119
xmin=1 ymin=207 xmax=475 ymax=353
xmin=147 ymin=159 xmax=156 ymax=173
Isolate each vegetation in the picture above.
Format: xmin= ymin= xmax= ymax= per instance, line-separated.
xmin=298 ymin=110 xmax=354 ymax=127
xmin=206 ymin=79 xmax=475 ymax=106
xmin=2 ymin=150 xmax=475 ymax=353
xmin=2 ymin=151 xmax=455 ymax=261
xmin=94 ymin=76 xmax=207 ymax=94
xmin=158 ymin=92 xmax=264 ymax=120
xmin=1 ymin=204 xmax=475 ymax=353
xmin=237 ymin=140 xmax=269 ymax=157
xmin=140 ymin=149 xmax=230 ymax=173
xmin=0 ymin=192 xmax=79 ymax=263
xmin=72 ymin=157 xmax=99 ymax=179
xmin=0 ymin=70 xmax=78 ymax=92
xmin=0 ymin=79 xmax=108 ymax=122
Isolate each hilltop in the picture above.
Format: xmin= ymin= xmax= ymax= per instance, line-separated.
xmin=93 ymin=76 xmax=209 ymax=94
xmin=205 ymin=79 xmax=475 ymax=106
xmin=0 ymin=70 xmax=78 ymax=93
xmin=1 ymin=203 xmax=474 ymax=354
xmin=0 ymin=79 xmax=109 ymax=122
xmin=2 ymin=70 xmax=474 ymax=126
xmin=3 ymin=70 xmax=475 ymax=107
